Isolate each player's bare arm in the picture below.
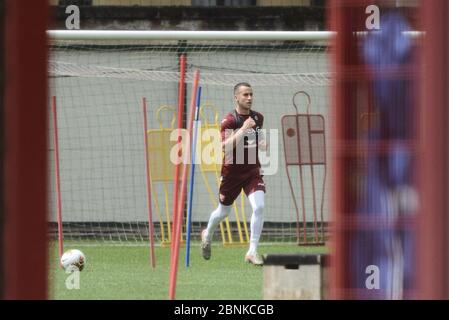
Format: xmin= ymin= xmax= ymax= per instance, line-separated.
xmin=222 ymin=117 xmax=256 ymax=152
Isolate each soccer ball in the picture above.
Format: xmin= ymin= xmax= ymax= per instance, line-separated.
xmin=60 ymin=249 xmax=86 ymax=272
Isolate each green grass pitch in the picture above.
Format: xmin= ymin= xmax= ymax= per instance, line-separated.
xmin=49 ymin=241 xmax=328 ymax=300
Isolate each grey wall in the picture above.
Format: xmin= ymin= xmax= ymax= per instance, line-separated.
xmin=49 ymin=42 xmax=330 ymax=230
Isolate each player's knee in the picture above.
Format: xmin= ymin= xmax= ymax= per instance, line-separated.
xmin=219 ymin=211 xmax=230 ymax=220
xmin=218 ymin=204 xmax=232 ymax=218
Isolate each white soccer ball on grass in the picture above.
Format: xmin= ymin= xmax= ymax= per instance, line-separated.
xmin=61 ymin=249 xmax=86 ymax=272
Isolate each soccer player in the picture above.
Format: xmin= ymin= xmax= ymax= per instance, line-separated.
xmin=201 ymin=82 xmax=267 ymax=266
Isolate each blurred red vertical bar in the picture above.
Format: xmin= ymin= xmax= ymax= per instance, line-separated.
xmin=329 ymin=0 xmax=348 ymax=300
xmin=3 ymin=0 xmax=48 ymax=299
xmin=418 ymin=0 xmax=449 ymax=299
xmin=329 ymin=0 xmax=364 ymax=299
xmin=52 ymin=97 xmax=64 ymax=262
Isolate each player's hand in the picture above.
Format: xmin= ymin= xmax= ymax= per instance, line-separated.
xmin=241 ymin=117 xmax=256 ymax=130
xmin=259 ymin=139 xmax=268 ymax=151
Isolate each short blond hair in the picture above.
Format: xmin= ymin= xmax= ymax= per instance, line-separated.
xmin=234 ymin=82 xmax=251 ymax=94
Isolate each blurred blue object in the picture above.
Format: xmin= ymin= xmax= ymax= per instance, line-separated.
xmin=353 ymin=9 xmax=417 ymax=299
xmin=363 ymin=10 xmax=413 ymax=135
xmin=363 ymin=11 xmax=413 ymax=67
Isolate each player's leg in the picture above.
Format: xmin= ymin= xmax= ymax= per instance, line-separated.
xmin=202 ymin=203 xmax=232 ymax=243
xmin=201 ymin=203 xmax=232 ymax=260
xmin=245 ymin=190 xmax=265 ymax=264
xmin=243 ymin=171 xmax=266 ymax=265
xmin=201 ymin=175 xmax=240 ymax=260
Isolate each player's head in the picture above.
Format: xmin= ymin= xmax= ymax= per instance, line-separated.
xmin=234 ymin=82 xmax=253 ymax=111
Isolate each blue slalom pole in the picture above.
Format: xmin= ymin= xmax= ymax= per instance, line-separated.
xmin=185 ymin=86 xmax=202 ymax=267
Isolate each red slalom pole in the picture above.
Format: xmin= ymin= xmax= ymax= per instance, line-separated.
xmin=170 ymin=53 xmax=186 ymax=257
xmin=142 ymin=98 xmax=156 ymax=268
xmin=52 ymin=96 xmax=64 ymax=262
xmin=169 ymin=70 xmax=200 ymax=300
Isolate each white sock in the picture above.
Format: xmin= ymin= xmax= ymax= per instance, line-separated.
xmin=205 ymin=203 xmax=232 ymax=242
xmin=247 ymin=190 xmax=265 ymax=255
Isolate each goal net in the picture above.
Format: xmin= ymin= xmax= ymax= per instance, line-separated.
xmin=48 ymin=31 xmax=331 ymax=245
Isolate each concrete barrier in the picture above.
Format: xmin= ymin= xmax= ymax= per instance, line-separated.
xmin=263 ymin=253 xmax=329 ymax=300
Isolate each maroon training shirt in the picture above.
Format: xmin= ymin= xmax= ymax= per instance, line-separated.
xmin=220 ymin=109 xmax=264 ymax=177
